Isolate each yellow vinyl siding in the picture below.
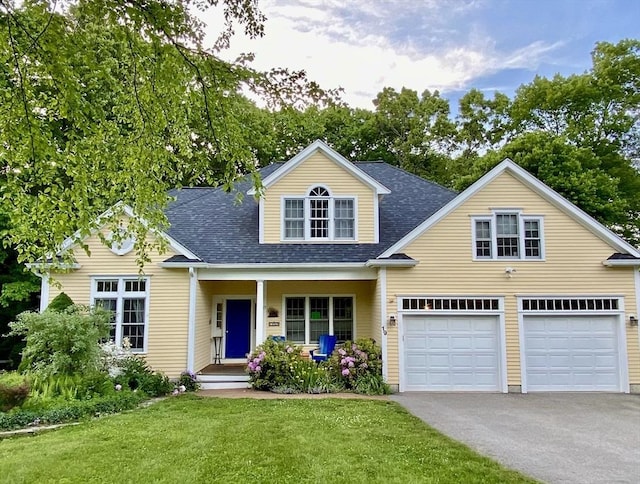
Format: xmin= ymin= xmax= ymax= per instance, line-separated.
xmin=264 ymin=280 xmax=375 ymax=351
xmin=48 ymin=229 xmax=190 ymax=378
xmin=262 ymin=152 xmax=376 ymax=243
xmin=385 ymin=171 xmax=639 ymax=387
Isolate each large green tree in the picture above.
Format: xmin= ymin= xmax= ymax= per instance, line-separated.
xmin=0 ymin=0 xmax=335 ymax=269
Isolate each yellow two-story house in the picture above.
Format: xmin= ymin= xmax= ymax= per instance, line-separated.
xmin=41 ymin=141 xmax=640 ymax=393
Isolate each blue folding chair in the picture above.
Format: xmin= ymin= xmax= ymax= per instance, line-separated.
xmin=310 ymin=334 xmax=337 ymax=362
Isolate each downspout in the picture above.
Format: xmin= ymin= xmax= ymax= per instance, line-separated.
xmin=187 ymin=267 xmax=197 ymax=373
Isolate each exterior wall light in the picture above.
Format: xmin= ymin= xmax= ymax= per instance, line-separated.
xmin=388 ymin=314 xmax=397 ymax=326
xmin=630 ymin=315 xmax=638 ymax=326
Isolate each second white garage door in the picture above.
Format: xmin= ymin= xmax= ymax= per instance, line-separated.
xmin=523 ymin=315 xmax=621 ymax=392
xmin=402 ymin=315 xmax=501 ymax=391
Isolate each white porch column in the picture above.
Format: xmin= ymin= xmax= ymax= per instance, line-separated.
xmin=186 ymin=267 xmax=198 ymax=372
xmin=39 ymin=273 xmax=50 ymax=313
xmin=255 ymin=279 xmax=266 ymax=345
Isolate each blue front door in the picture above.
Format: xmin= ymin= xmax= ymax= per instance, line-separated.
xmin=225 ymin=299 xmax=252 ymax=358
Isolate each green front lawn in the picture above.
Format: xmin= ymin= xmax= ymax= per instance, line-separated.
xmin=0 ymin=396 xmax=536 ymax=483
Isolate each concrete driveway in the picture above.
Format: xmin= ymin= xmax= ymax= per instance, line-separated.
xmin=391 ymin=393 xmax=640 ymax=484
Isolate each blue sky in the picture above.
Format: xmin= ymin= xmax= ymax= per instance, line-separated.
xmin=206 ymin=0 xmax=639 ymax=109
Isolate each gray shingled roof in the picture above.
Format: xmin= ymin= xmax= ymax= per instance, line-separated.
xmin=164 ymin=162 xmax=457 ymax=264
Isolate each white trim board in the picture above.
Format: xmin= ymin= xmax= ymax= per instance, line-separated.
xmin=380 ymin=159 xmax=640 ymax=259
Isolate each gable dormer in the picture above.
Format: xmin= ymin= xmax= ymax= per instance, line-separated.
xmin=249 ymin=141 xmax=390 ymax=244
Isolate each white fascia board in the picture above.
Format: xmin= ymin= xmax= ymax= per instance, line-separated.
xmin=602 ymin=259 xmax=640 ymax=267
xmin=56 ymin=202 xmax=200 ymax=261
xmin=380 ymin=158 xmax=640 ymax=259
xmin=365 ymin=259 xmax=418 ymax=267
xmin=247 ymin=140 xmax=390 ymax=196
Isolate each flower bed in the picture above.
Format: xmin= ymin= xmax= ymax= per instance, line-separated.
xmin=246 ymin=338 xmax=390 ymax=395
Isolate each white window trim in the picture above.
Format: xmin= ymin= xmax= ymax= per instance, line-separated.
xmin=90 ymin=276 xmax=150 ymax=353
xmin=280 ymin=194 xmax=358 ymax=242
xmin=471 ymin=210 xmax=545 ymax=261
xmin=282 ymin=294 xmax=356 ymax=345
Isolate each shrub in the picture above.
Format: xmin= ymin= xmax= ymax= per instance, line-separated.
xmin=45 ymin=292 xmax=74 ymax=312
xmin=289 ymin=359 xmax=335 ymax=394
xmin=178 ymin=370 xmax=200 ymax=392
xmin=0 ymin=372 xmax=30 ymax=411
xmin=0 ymin=391 xmax=146 ymax=431
xmin=246 ymin=339 xmax=302 ymax=391
xmin=114 ymin=355 xmax=173 ymax=397
xmin=9 ymin=305 xmax=111 ymax=376
xmin=328 ymin=339 xmax=390 ymax=395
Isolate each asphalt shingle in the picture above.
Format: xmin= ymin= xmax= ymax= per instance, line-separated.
xmin=165 ymin=162 xmax=457 ymax=264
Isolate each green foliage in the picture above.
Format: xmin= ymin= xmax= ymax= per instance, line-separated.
xmin=246 ymin=339 xmax=303 ymax=391
xmin=247 ymin=338 xmax=386 ymax=395
xmin=114 ymin=355 xmax=174 ymax=397
xmin=0 ymin=371 xmax=30 ymax=411
xmin=0 ymin=390 xmax=146 ymax=431
xmin=178 ymin=370 xmax=201 ymax=392
xmin=8 ymin=305 xmax=110 ymax=376
xmin=286 ymin=358 xmax=336 ymax=394
xmin=328 ymin=339 xmax=390 ymax=395
xmin=0 ymin=1 xmax=337 ymax=270
xmin=46 ymin=292 xmax=74 ymax=312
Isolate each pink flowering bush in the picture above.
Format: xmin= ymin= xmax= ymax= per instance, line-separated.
xmin=246 ymin=338 xmax=302 ymax=391
xmin=328 ymin=338 xmax=390 ymax=395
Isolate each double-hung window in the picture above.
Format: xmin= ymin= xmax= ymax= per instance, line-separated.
xmin=472 ymin=211 xmax=543 ymax=260
xmin=283 ymin=186 xmax=355 ymax=241
xmin=285 ymin=296 xmax=354 ymax=344
xmin=93 ymin=277 xmax=149 ymax=352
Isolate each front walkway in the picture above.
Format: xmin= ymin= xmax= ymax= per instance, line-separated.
xmin=391 ymin=392 xmax=640 ymax=484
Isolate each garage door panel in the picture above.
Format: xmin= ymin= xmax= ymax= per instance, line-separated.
xmin=524 ymin=315 xmax=620 ymax=392
xmin=451 ymin=336 xmax=472 ymax=349
xmin=406 ymin=337 xmax=427 ymax=350
xmin=403 ymin=315 xmax=501 ymax=392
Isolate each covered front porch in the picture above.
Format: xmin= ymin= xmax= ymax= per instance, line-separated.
xmin=181 ymin=264 xmax=382 ymax=387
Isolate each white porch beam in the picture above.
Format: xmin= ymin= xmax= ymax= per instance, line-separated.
xmin=255 ymin=279 xmax=266 ymax=345
xmin=187 ymin=267 xmax=198 ymax=372
xmin=379 ymin=267 xmax=388 ymax=381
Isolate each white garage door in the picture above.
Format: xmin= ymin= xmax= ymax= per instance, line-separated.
xmin=402 ymin=315 xmax=501 ymax=391
xmin=523 ymin=315 xmax=620 ymax=391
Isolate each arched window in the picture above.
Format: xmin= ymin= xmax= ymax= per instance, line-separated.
xmin=308 ymin=186 xmax=330 ymax=238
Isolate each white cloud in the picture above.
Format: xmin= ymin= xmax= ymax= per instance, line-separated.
xmin=201 ymin=0 xmax=561 ymax=109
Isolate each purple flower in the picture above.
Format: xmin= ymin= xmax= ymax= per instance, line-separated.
xmin=341 ymin=368 xmax=350 ymax=376
xmin=338 ymin=348 xmax=346 ymax=356
xmin=255 ymin=365 xmax=261 ymax=372
xmin=348 ymin=360 xmax=355 ymax=368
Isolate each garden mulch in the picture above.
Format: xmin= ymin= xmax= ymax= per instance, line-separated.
xmin=197 ymin=388 xmax=389 ymax=400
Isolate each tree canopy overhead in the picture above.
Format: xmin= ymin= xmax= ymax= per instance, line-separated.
xmin=0 ymin=0 xmax=338 ymax=268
